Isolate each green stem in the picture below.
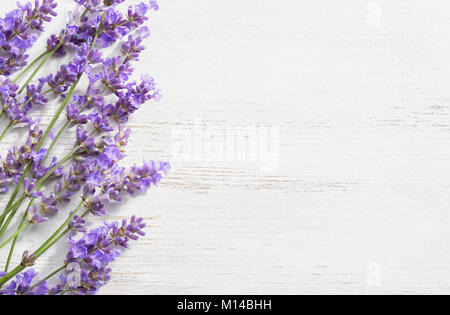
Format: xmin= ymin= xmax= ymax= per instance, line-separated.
xmin=21 ymin=97 xmax=34 ymax=110
xmin=0 ymin=163 xmax=32 ymax=228
xmin=0 ymin=196 xmax=26 ymax=233
xmin=0 ymin=220 xmax=28 ymax=250
xmin=80 ymin=8 xmax=89 ymax=19
xmin=12 ymin=50 xmax=49 ymax=84
xmin=0 ymin=201 xmax=21 ymax=242
xmin=58 ymin=289 xmax=72 ymax=295
xmin=90 ymin=12 xmax=106 ymax=52
xmin=36 ymin=146 xmax=81 ymax=190
xmin=3 ymin=177 xmax=75 ymax=272
xmin=34 ymin=201 xmax=85 ymax=258
xmin=42 ymin=83 xmax=108 ymax=163
xmin=0 ymin=146 xmax=81 ymax=229
xmin=42 ymin=120 xmax=70 ymax=163
xmin=37 ymin=79 xmax=81 ymax=151
xmin=0 ymin=265 xmax=23 ymax=287
xmin=27 ymin=265 xmax=66 ymax=292
xmin=0 ymin=202 xmax=86 ymax=287
xmin=17 ymin=44 xmax=61 ymax=95
xmin=0 ymin=121 xmax=12 ymax=142
xmin=3 ymin=206 xmax=29 ymax=272
xmin=36 ymin=227 xmax=70 ymax=258
xmin=0 ymin=97 xmax=34 ymax=142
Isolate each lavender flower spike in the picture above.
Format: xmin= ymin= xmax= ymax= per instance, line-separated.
xmin=27 ymin=206 xmax=47 ymax=224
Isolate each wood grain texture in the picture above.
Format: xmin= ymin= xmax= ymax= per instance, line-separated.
xmin=2 ymin=0 xmax=450 ymax=295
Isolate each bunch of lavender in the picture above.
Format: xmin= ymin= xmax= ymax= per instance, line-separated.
xmin=0 ymin=0 xmax=168 ymax=295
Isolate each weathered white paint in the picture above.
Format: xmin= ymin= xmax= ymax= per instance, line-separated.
xmin=2 ymin=0 xmax=450 ymax=294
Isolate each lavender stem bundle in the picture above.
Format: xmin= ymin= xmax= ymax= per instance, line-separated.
xmin=0 ymin=0 xmax=169 ymax=295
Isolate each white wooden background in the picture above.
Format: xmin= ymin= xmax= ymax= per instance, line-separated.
xmin=2 ymin=0 xmax=450 ymax=295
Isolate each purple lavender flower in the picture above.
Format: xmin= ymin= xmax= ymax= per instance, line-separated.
xmin=87 ymin=48 xmax=103 ymax=64
xmin=100 ymin=57 xmax=129 ymax=94
xmin=90 ymin=110 xmax=113 ymax=132
xmin=39 ymin=157 xmax=94 ymax=215
xmin=1 ymin=77 xmax=48 ymax=130
xmin=126 ymin=2 xmax=154 ymax=29
xmin=97 ymin=10 xmax=127 ymax=48
xmin=0 ymin=269 xmax=37 ymax=295
xmin=69 ymin=215 xmax=86 ymax=232
xmin=27 ymin=206 xmax=47 ymax=224
xmin=6 ymin=102 xmax=33 ymax=125
xmin=102 ymin=75 xmax=161 ymax=123
xmin=67 ymin=102 xmax=90 ymax=125
xmin=30 ymin=149 xmax=47 ymax=164
xmin=0 ymin=123 xmax=43 ymax=192
xmin=25 ymin=82 xmax=48 ymax=109
xmin=76 ymin=127 xmax=96 ymax=151
xmin=61 ymin=218 xmax=146 ymax=294
xmin=0 ymin=268 xmax=49 ymax=295
xmin=46 ymin=34 xmax=65 ymax=55
xmin=109 ymin=216 xmax=145 ymax=247
xmin=76 ymin=0 xmax=125 ymax=7
xmin=18 ymin=1 xmax=58 ymax=31
xmin=40 ymin=194 xmax=58 ymax=214
xmin=32 ymin=155 xmax=63 ymax=180
xmin=48 ymin=0 xmax=156 ymax=59
xmin=0 ymin=0 xmax=58 ymax=75
xmin=0 ymin=282 xmax=16 ymax=295
xmin=0 ymin=173 xmax=13 ymax=193
xmin=81 ymin=157 xmax=170 ymax=217
xmin=121 ymin=30 xmax=150 ymax=62
xmin=28 ymin=282 xmax=49 ymax=295
xmin=15 ymin=269 xmax=38 ymax=293
xmin=23 ymin=178 xmax=43 ymax=199
xmin=46 ymin=46 xmax=89 ymax=96
xmin=67 ymin=239 xmax=88 ymax=262
xmin=0 ymin=78 xmax=19 ymax=104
